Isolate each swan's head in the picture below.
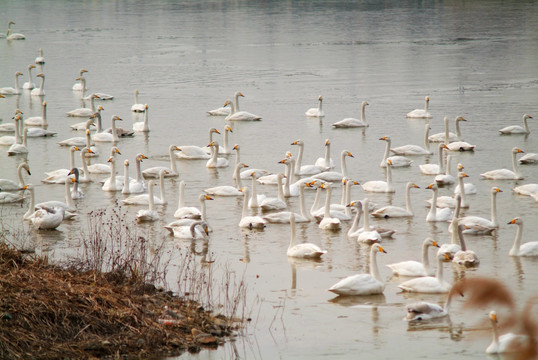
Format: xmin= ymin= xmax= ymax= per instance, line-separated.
xmin=512 ymin=147 xmax=524 ymax=154
xmin=200 ymin=194 xmax=214 ymax=201
xmin=426 ymin=183 xmax=437 ymax=191
xmin=29 ymin=64 xmax=36 ymax=70
xmin=443 ymin=144 xmax=450 ymax=150
xmin=137 ymin=154 xmax=148 ymax=161
xmin=223 ymin=100 xmax=232 ymax=107
xmin=425 ymin=238 xmax=440 ymax=248
xmin=425 ymin=96 xmax=430 ymax=102
xmin=0 ymin=94 xmax=4 ymax=99
xmin=362 ymin=101 xmax=369 ymax=107
xmin=107 ymin=157 xmax=114 ymax=163
xmin=387 ymin=159 xmax=393 ymax=166
xmin=250 ymin=171 xmax=256 ymax=178
xmin=225 ymin=125 xmax=232 ymax=133
xmin=210 ymin=128 xmax=221 ymax=134
xmin=97 ymin=106 xmax=104 ymax=112
xmin=346 ymin=200 xmax=362 ymax=210
xmin=290 ymin=139 xmax=303 ymax=146
xmin=84 ymin=148 xmax=94 ymax=155
xmin=459 ymin=172 xmax=469 ymax=178
xmin=9 ymin=21 xmax=15 ymax=26
xmin=523 ymin=114 xmax=533 ymax=120
xmin=488 ymin=311 xmax=498 ymax=323
xmin=233 ymin=144 xmax=240 ymax=151
xmin=235 ymin=91 xmax=245 ymax=97
xmin=22 ymin=163 xmax=31 ymax=175
xmin=457 ymin=163 xmax=464 ymax=171
xmin=456 ymin=116 xmax=466 ymax=122
xmin=318 ymin=95 xmax=323 ymax=101
xmin=379 ymin=136 xmax=390 ymax=141
xmin=80 ymin=69 xmax=88 ymax=74
xmin=36 ymin=73 xmax=44 ymax=78
xmin=145 ymin=104 xmax=149 ymax=111
xmin=16 ymin=71 xmax=23 ymax=76
xmin=124 ymin=160 xmax=129 ymax=166
xmin=112 ymin=115 xmax=122 ymax=121
xmin=508 ymin=217 xmax=521 ymax=226
xmin=112 ymin=147 xmax=121 ymax=155
xmin=492 ymin=187 xmax=502 ymax=194
xmin=172 ymin=146 xmax=181 ymax=152
xmin=324 ymin=139 xmax=330 ymax=146
xmin=372 ymin=244 xmax=387 ymax=254
xmin=344 ymin=151 xmax=354 ymax=158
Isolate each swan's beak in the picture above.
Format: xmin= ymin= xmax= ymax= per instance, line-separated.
xmin=205 ymin=195 xmax=213 ymax=200
xmin=426 ymin=184 xmax=434 ymax=189
xmin=432 ymin=241 xmax=439 ymax=248
xmin=346 ymin=202 xmax=355 ymax=207
xmin=378 ymin=246 xmax=387 ymax=254
xmin=347 ymin=152 xmax=354 ymax=157
xmin=508 ymin=218 xmax=517 ymax=225
xmin=413 ymin=184 xmax=420 ymax=188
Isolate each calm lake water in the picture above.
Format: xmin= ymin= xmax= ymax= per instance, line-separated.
xmin=1 ymin=1 xmax=538 ymax=359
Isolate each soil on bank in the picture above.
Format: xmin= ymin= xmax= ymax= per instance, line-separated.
xmin=0 ymin=244 xmax=236 ymax=359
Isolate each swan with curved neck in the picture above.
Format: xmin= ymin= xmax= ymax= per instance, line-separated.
xmin=458 ymin=187 xmax=501 ymax=234
xmin=224 ymin=98 xmax=262 ymax=121
xmin=445 ymin=117 xmax=475 ymax=151
xmin=305 ymin=95 xmax=325 ymax=117
xmin=499 ymin=114 xmax=533 ymax=134
xmin=371 ymin=182 xmax=420 ymax=218
xmin=507 ymin=218 xmax=538 ymax=256
xmin=136 ymin=181 xmax=160 ymax=222
xmin=480 ymin=147 xmax=525 ymax=180
xmin=312 ymin=150 xmax=353 ymax=182
xmin=0 ymin=162 xmax=31 ymax=190
xmin=425 ymin=183 xmax=452 ymax=222
xmin=207 ymin=91 xmax=244 ymax=116
xmin=453 ymin=223 xmax=480 ymax=267
xmin=362 ymin=159 xmax=395 ymax=193
xmin=72 ymin=69 xmax=88 ymax=91
xmin=315 ymin=139 xmax=335 ymax=169
xmin=30 ymin=73 xmax=45 ymax=96
xmin=346 ymin=200 xmax=381 ymax=243
xmin=387 ymin=238 xmax=440 ymax=276
xmin=398 ymin=253 xmax=451 ymax=293
xmin=6 ymin=21 xmax=26 ymax=40
xmin=379 ymin=136 xmax=413 ymax=167
xmin=206 ymin=141 xmax=229 ymax=168
xmin=133 ymin=104 xmax=150 ymax=132
xmin=123 ymin=169 xmax=168 ymax=205
xmin=391 ymin=124 xmax=432 ymax=155
xmin=0 ymin=71 xmax=23 ymax=95
xmin=142 ymin=145 xmax=180 ymax=178
xmin=332 ymin=101 xmax=369 ymax=127
xmin=238 ymin=187 xmax=266 ymax=229
xmin=486 ymin=311 xmax=529 ymax=354
xmin=328 ymin=244 xmax=387 ymax=296
xmin=419 ymin=143 xmax=445 ymax=175
xmin=287 ymin=213 xmax=327 ymax=258
xmin=290 ymin=139 xmax=327 ymax=176
xmin=406 ymin=96 xmax=432 ymax=119
xmin=318 ymin=183 xmax=341 ymax=230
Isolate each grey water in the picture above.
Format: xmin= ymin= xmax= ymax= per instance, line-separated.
xmin=1 ymin=1 xmax=538 ymax=359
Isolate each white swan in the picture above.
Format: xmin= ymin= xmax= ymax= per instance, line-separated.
xmin=204 ymin=162 xmax=246 ymax=196
xmin=458 ymin=187 xmax=501 ymax=235
xmin=499 ymin=114 xmax=533 ymax=134
xmin=126 ymin=154 xmax=147 ymax=193
xmin=178 ymin=127 xmax=219 ymax=160
xmin=434 ymin=154 xmax=455 ymax=185
xmin=419 ymin=143 xmax=446 ymax=175
xmin=425 ymin=183 xmax=452 ymax=222
xmin=23 ymin=64 xmax=36 ymax=89
xmin=0 ymin=114 xmax=21 ymax=146
xmin=232 ymin=144 xmax=269 ymax=180
xmin=0 ymin=71 xmax=23 ymax=95
xmin=207 ymin=91 xmax=243 ymax=116
xmin=315 ymin=139 xmax=335 ymax=169
xmin=305 ymin=95 xmax=325 ymax=117
xmin=362 ymin=160 xmax=395 ymax=193
xmin=260 ymin=173 xmax=286 ymax=211
xmin=312 ymin=150 xmax=354 ymax=182
xmin=379 ymin=136 xmax=413 ymax=167
xmin=507 ymin=218 xmax=538 ymax=256
xmin=7 ymin=126 xmax=28 ymax=156
xmin=372 ymin=182 xmax=420 ymax=218
xmin=263 ymin=182 xmax=310 ymax=224
xmin=287 ymin=213 xmax=326 ymax=259
xmin=66 ymin=94 xmax=98 ymax=117
xmin=512 ymin=183 xmax=538 ymax=198
xmin=70 ymin=111 xmax=100 ymax=131
xmin=0 ymin=162 xmax=31 ymax=190
xmin=136 ymin=181 xmax=160 ymax=222
xmin=387 ymin=238 xmax=440 ymax=277
xmin=43 ymin=146 xmax=81 ymax=181
xmin=480 ymin=147 xmax=525 ymax=180
xmin=429 ymin=172 xmax=470 ymax=209
xmin=102 ymin=157 xmax=123 ymax=192
xmin=238 ymin=187 xmax=267 ymax=229
xmin=80 ymin=77 xmax=114 ymax=100
xmin=318 ymin=183 xmax=341 ymax=230
xmin=398 ymin=253 xmax=451 ymax=293
xmin=172 ymin=221 xmax=210 ymax=239
xmin=72 ymin=69 xmax=88 ymax=91
xmin=174 ymin=181 xmax=208 ymax=219
xmin=518 ymin=152 xmax=538 ymax=164
xmin=92 ymin=115 xmax=122 ymax=143
xmin=428 ymin=116 xmax=464 ymax=142
xmin=24 ymin=101 xmax=47 ymax=126
xmin=290 ymin=139 xmax=328 ymax=176
xmin=29 ymin=206 xmax=64 ymax=230
xmin=30 ymin=73 xmax=45 ymax=96
xmin=121 ymin=160 xmax=132 ymax=195
xmin=437 ymin=200 xmax=462 ymax=260
xmin=131 ymin=89 xmax=145 ymax=112
xmin=205 ymin=141 xmax=229 ymax=168
xmin=224 ymin=99 xmax=262 ymax=121
xmin=133 ymin=104 xmax=150 ymax=132
xmin=33 ymin=180 xmax=77 ymax=219
xmin=406 ymin=96 xmax=432 ymax=119
xmin=123 ymin=169 xmax=167 ymax=205
xmin=67 ymin=168 xmax=84 ymax=200
xmin=346 ymin=200 xmax=381 ymax=243
xmin=391 ymin=123 xmax=433 ymax=155
xmin=6 ymin=21 xmax=25 ymax=40
xmin=165 ymin=195 xmax=213 ymax=234
xmin=87 ymin=146 xmax=121 ymax=174
xmin=247 ymin=171 xmax=267 ymax=208
xmin=0 ymin=188 xmax=24 ymax=203
xmin=328 ymin=244 xmax=387 ymax=296
xmin=35 ymin=48 xmax=45 ymax=65
xmin=142 ymin=145 xmax=180 ymax=178
xmin=405 ymin=300 xmax=449 ymax=321
xmin=454 ymin=163 xmax=477 ymax=195
xmin=452 ymin=223 xmax=480 ymax=267
xmin=310 ymin=180 xmax=351 ymax=222
xmin=486 ymin=311 xmax=529 ymax=354
xmin=332 ymin=101 xmax=369 ymax=128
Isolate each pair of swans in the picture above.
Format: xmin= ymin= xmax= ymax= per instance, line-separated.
xmin=305 ymin=95 xmax=324 ymax=117
xmin=440 ymin=116 xmax=476 ymax=151
xmin=72 ymin=69 xmax=88 ymax=91
xmin=379 ymin=136 xmax=412 ymax=167
xmin=131 ymin=89 xmax=145 ymax=112
xmin=290 ymin=139 xmax=330 ymax=176
xmin=207 ymin=91 xmax=243 ymax=116
xmin=142 ymin=145 xmax=180 ymax=178
xmin=499 ymin=114 xmax=533 ymax=134
xmin=122 ymin=169 xmax=167 ymax=205
xmin=480 ymin=147 xmax=525 ymax=180
xmin=30 ymin=73 xmax=45 ymax=96
xmin=121 ymin=155 xmax=148 ymax=194
xmin=397 ymin=253 xmax=451 ymax=293
xmin=91 ymin=114 xmax=124 ymax=142
xmin=346 ymin=200 xmax=391 ymax=243
xmin=390 ymin=123 xmax=433 ymax=155
xmin=428 ymin=171 xmax=470 ymax=209
xmin=43 ymin=147 xmax=93 ymax=183
xmin=428 ymin=115 xmax=468 ymax=142
xmin=24 ymin=181 xmax=77 ymax=220
xmin=0 ymin=71 xmax=23 ymax=95
xmin=223 ymin=97 xmax=262 ymax=121
xmin=6 ymin=21 xmax=25 ymax=40
xmin=425 ymin=183 xmax=452 ymax=222
xmin=263 ymin=182 xmax=311 ymax=224
xmin=287 ymin=213 xmax=326 ymax=259
xmin=371 ymin=182 xmax=420 ymax=218
xmin=419 ymin=143 xmax=446 ymax=175
xmin=204 ymin=162 xmax=247 ymax=196
xmin=310 ymin=178 xmax=356 ymax=222
xmin=331 ymin=101 xmax=369 ymax=128
xmin=457 ymin=187 xmax=501 ymax=235
xmin=205 ymin=141 xmax=229 ymax=168
xmin=328 ymin=244 xmax=387 ymax=296
xmin=174 ymin=181 xmax=213 ymax=219
xmin=0 ymin=162 xmax=31 ymax=191
xmin=387 ymin=238 xmax=440 ymax=277
xmin=406 ymin=96 xmax=432 ymax=119
xmin=165 ymin=194 xmax=213 ymax=235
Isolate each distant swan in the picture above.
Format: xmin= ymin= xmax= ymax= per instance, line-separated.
xmin=371 ymin=182 xmax=420 ymax=218
xmin=133 ymin=104 xmax=150 ymax=132
xmin=142 ymin=145 xmax=180 ymax=178
xmin=379 ymin=136 xmax=413 ymax=167
xmin=499 ymin=114 xmax=533 ymax=134
xmin=406 ymin=96 xmax=432 ymax=119
xmin=332 ymin=101 xmax=369 ymax=128
xmin=305 ymin=95 xmax=325 ymax=117
xmin=136 ymin=181 xmax=160 ymax=222
xmin=480 ymin=147 xmax=525 ymax=180
xmin=390 ymin=123 xmax=432 ymax=155
xmin=398 ymin=253 xmax=451 ymax=293
xmin=30 ymin=73 xmax=45 ymax=96
xmin=287 ymin=213 xmax=326 ymax=259
xmin=23 ymin=64 xmax=36 ymax=90
xmin=387 ymin=238 xmax=440 ymax=276
xmin=425 ymin=183 xmax=452 ymax=222
xmin=238 ymin=187 xmax=267 ymax=229
xmin=507 ymin=218 xmax=538 ymax=256
xmin=362 ymin=160 xmax=395 ymax=193
xmin=207 ymin=91 xmax=244 ymax=116
xmin=315 ymin=139 xmax=335 ymax=169
xmin=35 ymin=48 xmax=45 ymax=65
xmin=0 ymin=71 xmax=23 ymax=95
xmin=6 ymin=21 xmax=25 ymax=40
xmin=72 ymin=69 xmax=88 ymax=91
xmin=131 ymin=89 xmax=145 ymax=112
xmin=224 ymin=98 xmax=262 ymax=121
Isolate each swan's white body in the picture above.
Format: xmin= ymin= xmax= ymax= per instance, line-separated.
xmin=428 ymin=116 xmax=464 ymax=142
xmin=518 ymin=152 xmax=538 ymax=164
xmin=131 ymin=89 xmax=145 ymax=112
xmin=30 ymin=206 xmax=64 ymax=230
xmin=0 ymin=71 xmax=23 ymax=95
xmin=224 ymin=98 xmax=261 ymax=121
xmin=204 ymin=162 xmax=246 ymax=196
xmin=391 ymin=124 xmax=432 ymax=155
xmin=425 ymin=183 xmax=452 ymax=222
xmin=398 ymin=254 xmax=451 ymax=293
xmin=289 ymin=139 xmax=328 ymax=176
xmin=452 ymin=223 xmax=480 ymax=267
xmin=123 ymin=170 xmax=167 ymax=205
xmin=346 ymin=200 xmax=381 ymax=243
xmin=434 ymin=154 xmax=455 ymax=185
xmin=165 ymin=195 xmax=213 ymax=234
xmin=206 ymin=141 xmax=229 ymax=168
xmin=72 ymin=69 xmax=88 ymax=91
xmin=133 ymin=104 xmax=150 ymax=132
xmin=406 ymin=96 xmax=432 ymax=118
xmin=480 ymin=147 xmax=525 ymax=180
xmin=33 ymin=180 xmax=78 ymax=219
xmin=379 ymin=136 xmax=413 ymax=167
xmin=0 ymin=190 xmax=24 ymax=203
xmin=68 ymin=169 xmax=84 ymax=200
xmin=0 ymin=163 xmax=31 ymax=191
xmin=362 ymin=160 xmax=395 ymax=193
xmin=136 ymin=181 xmax=160 ymax=222
xmin=66 ymin=94 xmax=97 ymax=117
xmin=142 ymin=145 xmax=180 ymax=178
xmin=207 ymin=91 xmax=243 ymax=116
xmin=263 ymin=183 xmax=310 ymax=224
xmin=507 ymin=218 xmax=538 ymax=256
xmin=174 ymin=181 xmax=202 ymax=219
xmin=101 ymin=157 xmax=123 ymax=192
xmin=260 ymin=173 xmax=286 ymax=211
xmin=405 ymin=302 xmax=448 ymax=321
xmin=172 ymin=221 xmax=210 ymax=239
xmin=419 ymin=143 xmax=445 ymax=175
xmin=305 ymin=95 xmax=325 ymax=117
xmin=318 ymin=183 xmax=342 ymax=230
xmin=238 ymin=188 xmax=267 ymax=229
xmin=314 ymin=139 xmax=335 ymax=169
xmin=458 ymin=187 xmax=501 ymax=235
xmin=92 ymin=115 xmax=121 ymax=143
xmin=87 ymin=146 xmax=121 ymax=174
xmin=23 ymin=64 xmax=36 ymax=89
xmin=387 ymin=238 xmax=439 ymax=277
xmin=332 ymin=101 xmax=369 ymax=128
xmin=287 ymin=213 xmax=326 ymax=259
xmin=371 ymin=182 xmax=420 ymax=218
xmin=25 ymin=101 xmax=48 ymax=127
xmin=35 ymin=48 xmax=45 ymax=65
xmin=486 ymin=311 xmax=529 ymax=354
xmin=312 ymin=150 xmax=353 ymax=182
xmin=178 ymin=128 xmax=219 ymax=160
xmin=499 ymin=114 xmax=533 ymax=134
xmin=513 ymin=183 xmax=538 ymax=197
xmin=30 ymin=73 xmax=45 ymax=96
xmin=328 ymin=244 xmax=387 ymax=296
xmin=6 ymin=22 xmax=25 ymax=40
xmin=7 ymin=126 xmax=28 ymax=156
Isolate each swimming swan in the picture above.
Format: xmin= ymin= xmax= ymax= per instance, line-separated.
xmin=406 ymin=96 xmax=432 ymax=119
xmin=287 ymin=213 xmax=326 ymax=259
xmin=305 ymin=95 xmax=325 ymax=117
xmin=499 ymin=114 xmax=533 ymax=134
xmin=507 ymin=218 xmax=538 ymax=256
xmin=480 ymin=147 xmax=525 ymax=180
xmin=387 ymin=238 xmax=440 ymax=277
xmin=332 ymin=101 xmax=369 ymax=128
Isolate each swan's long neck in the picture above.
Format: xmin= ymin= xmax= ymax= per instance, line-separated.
xmin=299 ymin=185 xmax=308 ymax=219
xmin=295 ymin=143 xmax=304 ymax=175
xmin=369 ymin=248 xmax=382 ymax=282
xmin=450 ymin=197 xmax=461 ymax=245
xmin=490 ymin=317 xmax=500 ymax=349
xmin=276 ymin=174 xmax=285 ymax=202
xmin=445 ymin=155 xmax=452 ymax=176
xmin=234 ymin=93 xmax=241 ymax=112
xmin=311 ymin=187 xmax=322 ymax=216
xmin=341 ymin=152 xmax=348 ymax=178
xmin=381 ymin=140 xmax=390 ymax=167
xmin=109 ymin=159 xmax=117 ymax=189
xmin=457 ymin=225 xmax=467 ymax=251
xmin=344 ymin=182 xmax=354 ymax=217
xmin=458 ymin=175 xmax=468 ymax=208
xmin=435 ymin=255 xmax=445 ymax=282
xmin=523 ymin=116 xmax=529 ymax=133
xmin=223 ymin=128 xmax=230 ymax=154
xmin=24 ymin=187 xmax=35 ymax=219
xmin=340 ymin=180 xmax=347 ymax=206
xmin=143 ymin=107 xmax=149 ymax=131
xmin=421 ymin=241 xmax=432 ymax=274
xmin=14 ymin=74 xmax=20 ymax=91
xmin=178 ymin=182 xmax=185 ymax=208
xmin=80 ymin=150 xmax=91 ymax=182
xmin=122 ymin=162 xmax=130 ymax=194
xmin=424 ymin=98 xmax=429 ymax=112
xmin=200 ymin=196 xmax=208 ymax=222
xmin=323 ymin=185 xmax=332 ymax=218
xmin=134 ymin=90 xmax=139 ymax=104
xmin=135 ymin=158 xmax=142 ymax=183
xmin=348 ymin=204 xmax=361 ymax=236
xmin=111 ymin=118 xmax=119 ymax=142
xmin=148 ymin=183 xmax=155 ymax=212
xmin=288 ymin=215 xmax=297 ymax=249
xmin=169 ymin=146 xmax=178 ymax=174
xmin=158 ymin=171 xmax=166 ymax=203
xmin=288 ymin=157 xmax=296 ymax=185
xmin=362 ymin=200 xmax=371 ymax=230
xmin=209 ymin=143 xmax=218 ymax=165
xmin=95 ymin=113 xmax=103 ymax=133
xmin=455 ymin=118 xmax=462 ymax=138
xmin=241 ymin=189 xmax=249 ymax=218
xmin=38 ymin=75 xmax=45 ymax=92
xmin=318 ymin=98 xmax=323 ymax=112
xmin=509 ymin=222 xmax=523 ymax=256
xmin=490 ymin=191 xmax=498 ymax=226
xmin=428 ymin=188 xmax=438 ymax=218
xmin=65 ymin=178 xmax=75 ymax=208
xmin=228 ymin=101 xmax=236 ymax=114
xmin=512 ymin=150 xmax=521 ymax=178
xmin=439 ymin=147 xmax=445 ymax=173
xmin=89 ymin=95 xmax=95 ymax=113
xmin=27 ymin=66 xmax=33 ymax=83
xmin=41 ymin=103 xmax=47 ymax=127
xmin=361 ymin=102 xmax=367 ymax=123
xmin=250 ymin=174 xmax=259 ymax=207
xmin=68 ymin=148 xmax=77 ymax=174
xmin=443 ymin=117 xmax=450 ymax=144
xmin=386 ymin=165 xmax=393 ymax=191
xmin=324 ymin=143 xmax=331 ymax=166
xmin=13 ymin=118 xmax=21 ymax=144
xmin=423 ymin=125 xmax=431 ymax=152
xmin=234 ymin=164 xmax=243 ymax=188
xmin=21 ymin=127 xmax=27 ymax=147
xmin=405 ymin=184 xmax=413 ymax=214
xmin=16 ymin=164 xmax=26 ymax=187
